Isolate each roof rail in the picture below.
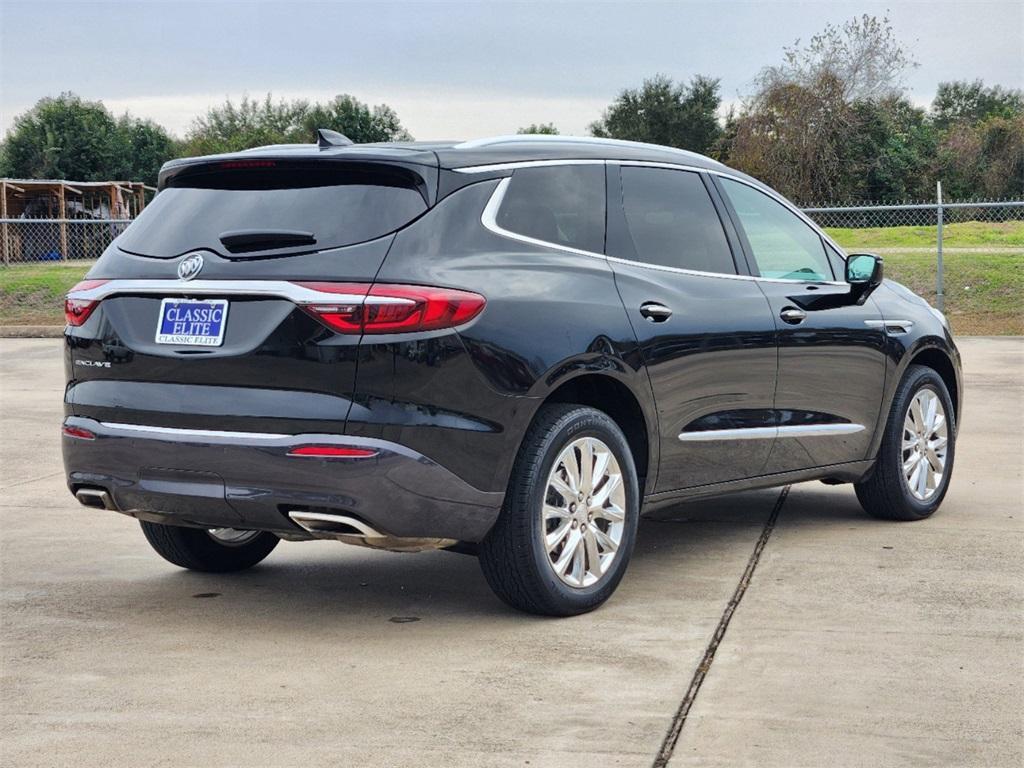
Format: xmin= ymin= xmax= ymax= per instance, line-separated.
xmin=453 ymin=134 xmax=721 ymax=165
xmin=317 ymin=129 xmax=354 ymax=148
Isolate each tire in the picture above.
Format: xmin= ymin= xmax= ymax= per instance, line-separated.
xmin=855 ymin=364 xmax=956 ymax=521
xmin=479 ymin=404 xmax=640 ymax=616
xmin=140 ymin=521 xmax=279 ymax=572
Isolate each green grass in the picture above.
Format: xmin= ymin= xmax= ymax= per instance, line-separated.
xmin=824 ymin=220 xmax=1024 ymax=250
xmin=878 ymin=250 xmax=1023 ymax=335
xmin=0 ymin=262 xmax=91 ymax=325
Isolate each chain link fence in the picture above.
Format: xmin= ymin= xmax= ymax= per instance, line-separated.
xmin=1 ymin=194 xmax=1022 ymax=332
xmin=802 ymin=194 xmax=1023 ymax=334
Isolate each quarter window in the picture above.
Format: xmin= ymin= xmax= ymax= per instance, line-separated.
xmin=495 ymin=165 xmax=605 ymax=254
xmin=720 ymin=178 xmax=834 ymax=281
xmin=618 ymin=166 xmax=736 ymax=274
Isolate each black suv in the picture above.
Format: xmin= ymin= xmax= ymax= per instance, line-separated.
xmin=63 ymin=133 xmax=961 ymax=615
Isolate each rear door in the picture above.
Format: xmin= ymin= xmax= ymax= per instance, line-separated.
xmin=713 ymin=176 xmax=887 ymax=472
xmin=606 ymin=164 xmax=778 ymax=492
xmin=67 ymin=159 xmax=434 ymax=437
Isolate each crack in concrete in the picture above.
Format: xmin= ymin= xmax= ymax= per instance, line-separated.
xmin=652 ymin=484 xmax=791 ymax=768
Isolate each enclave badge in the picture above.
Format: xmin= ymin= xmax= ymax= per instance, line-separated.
xmin=177 ymin=253 xmax=204 ymax=281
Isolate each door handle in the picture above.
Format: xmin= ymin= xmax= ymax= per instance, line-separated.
xmin=779 ymin=306 xmax=807 ymax=325
xmin=640 ymin=302 xmax=673 ymax=322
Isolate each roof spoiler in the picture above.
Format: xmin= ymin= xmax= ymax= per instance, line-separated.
xmin=318 ymin=129 xmax=354 ymax=149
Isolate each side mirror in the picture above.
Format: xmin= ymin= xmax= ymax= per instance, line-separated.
xmin=846 ymin=253 xmax=883 ymax=285
xmin=845 ymin=253 xmax=883 ymax=303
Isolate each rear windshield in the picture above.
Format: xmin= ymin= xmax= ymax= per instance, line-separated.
xmin=117 ymin=161 xmax=429 ymax=258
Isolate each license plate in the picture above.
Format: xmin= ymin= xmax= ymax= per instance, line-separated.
xmin=155 ymin=298 xmax=229 ymax=346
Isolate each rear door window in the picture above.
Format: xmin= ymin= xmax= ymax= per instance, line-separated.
xmin=617 ymin=166 xmax=737 ymax=274
xmin=117 ymin=161 xmax=429 ymax=258
xmin=495 ymin=165 xmax=605 ymax=254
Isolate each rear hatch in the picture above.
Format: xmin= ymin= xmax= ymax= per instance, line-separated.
xmin=66 ymin=155 xmax=436 ymax=436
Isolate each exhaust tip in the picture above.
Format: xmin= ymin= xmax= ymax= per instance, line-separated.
xmin=75 ymin=487 xmax=116 ymax=510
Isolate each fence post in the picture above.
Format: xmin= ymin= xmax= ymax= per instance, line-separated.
xmin=1 ymin=181 xmax=8 ymax=266
xmin=936 ymin=181 xmax=945 ymax=312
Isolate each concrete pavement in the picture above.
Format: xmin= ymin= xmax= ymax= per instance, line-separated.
xmin=1 ymin=337 xmax=1021 ymax=767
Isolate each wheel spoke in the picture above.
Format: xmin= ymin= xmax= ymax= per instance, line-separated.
xmin=925 ymin=448 xmax=944 ymax=473
xmin=592 ymin=525 xmax=618 ymax=553
xmin=912 ymin=397 xmax=926 ymax=433
xmin=543 ymin=503 xmax=569 ymax=521
xmin=579 ymin=440 xmax=594 ymax=495
xmin=916 ymin=457 xmax=929 ymax=497
xmin=592 ymin=448 xmax=611 ymax=490
xmin=594 ymin=502 xmax=625 ymax=523
xmin=584 ymin=528 xmax=602 ymax=578
xmin=930 ymin=414 xmax=946 ymax=436
xmin=923 ymin=392 xmax=938 ymax=431
xmin=553 ymin=529 xmax=583 ymax=576
xmin=562 ymin=450 xmax=581 ymax=495
xmin=569 ymin=536 xmax=586 ymax=584
xmin=903 ymin=452 xmax=921 ymax=474
xmin=550 ymin=472 xmax=576 ymax=501
xmin=591 ymin=472 xmax=621 ymax=508
xmin=545 ymin=519 xmax=572 ymax=551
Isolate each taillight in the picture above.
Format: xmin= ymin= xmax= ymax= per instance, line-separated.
xmin=294 ymin=282 xmax=485 ymax=335
xmin=287 ymin=445 xmax=378 ymax=458
xmin=62 ymin=425 xmax=97 ymax=440
xmin=64 ymin=280 xmax=109 ymax=327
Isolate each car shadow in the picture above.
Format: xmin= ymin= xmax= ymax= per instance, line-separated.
xmin=105 ymin=484 xmax=871 ymax=626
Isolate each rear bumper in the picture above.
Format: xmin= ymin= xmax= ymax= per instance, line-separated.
xmin=62 ymin=417 xmax=503 ymax=542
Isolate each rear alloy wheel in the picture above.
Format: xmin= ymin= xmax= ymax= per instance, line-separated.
xmin=855 ymin=365 xmax=956 ymax=521
xmin=140 ymin=520 xmax=279 ymax=572
xmin=479 ymin=404 xmax=639 ymax=616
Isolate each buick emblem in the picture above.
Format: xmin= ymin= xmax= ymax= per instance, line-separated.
xmin=177 ymin=253 xmax=204 ymax=281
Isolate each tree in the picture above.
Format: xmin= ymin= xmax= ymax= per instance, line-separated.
xmin=759 ymin=14 xmax=916 ymax=103
xmin=589 ymin=75 xmax=722 ymax=153
xmin=932 ymin=80 xmax=1024 ymax=129
xmin=299 ymin=95 xmax=412 ymax=144
xmin=935 ymin=115 xmax=1024 ymax=199
xmin=517 ymin=123 xmax=559 ymax=135
xmin=0 ymin=93 xmax=121 ymax=180
xmin=113 ymin=116 xmax=178 ymax=185
xmin=720 ymin=73 xmax=855 ymax=202
xmin=181 ymin=93 xmax=412 ymax=156
xmin=846 ymin=98 xmax=937 ymax=201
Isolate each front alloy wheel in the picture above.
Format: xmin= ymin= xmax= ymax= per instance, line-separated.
xmin=479 ymin=404 xmax=640 ymax=616
xmin=856 ymin=364 xmax=956 ymax=520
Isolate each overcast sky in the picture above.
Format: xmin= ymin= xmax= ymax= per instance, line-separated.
xmin=1 ymin=0 xmax=1021 ymax=140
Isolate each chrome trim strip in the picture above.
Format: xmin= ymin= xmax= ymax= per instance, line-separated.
xmin=865 ymin=319 xmax=915 ymax=334
xmin=481 ymin=177 xmax=609 ymax=259
xmin=100 ymin=422 xmax=290 ymax=441
xmin=66 ymin=279 xmax=409 ymax=305
xmin=454 ymin=159 xmax=607 ymax=174
xmin=679 ymin=423 xmax=865 ymax=442
xmin=453 ymin=135 xmax=722 ymax=168
xmin=678 ymin=426 xmax=778 ymax=442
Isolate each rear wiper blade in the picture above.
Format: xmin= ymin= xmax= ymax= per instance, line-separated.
xmin=219 ymin=229 xmax=316 ymax=254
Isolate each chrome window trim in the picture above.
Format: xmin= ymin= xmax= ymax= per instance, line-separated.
xmin=480 ymin=176 xmax=608 ymax=259
xmin=66 ymin=279 xmax=409 ymax=305
xmin=678 ymin=423 xmax=865 ymax=442
xmin=479 ymin=171 xmax=848 ymax=286
xmin=464 ymin=156 xmax=847 ymax=276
